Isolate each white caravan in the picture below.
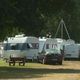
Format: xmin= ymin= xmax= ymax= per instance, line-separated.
xmin=3 ymin=35 xmax=39 ymax=60
xmin=63 ymin=39 xmax=79 ymax=59
xmin=64 ymin=44 xmax=80 ymax=59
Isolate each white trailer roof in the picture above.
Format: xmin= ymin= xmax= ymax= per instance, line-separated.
xmin=7 ymin=36 xmax=38 ymax=43
xmin=53 ymin=38 xmax=66 ymax=43
xmin=66 ymin=39 xmax=75 ymax=44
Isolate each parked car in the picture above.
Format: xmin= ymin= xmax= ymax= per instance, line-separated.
xmin=37 ymin=49 xmax=63 ymax=65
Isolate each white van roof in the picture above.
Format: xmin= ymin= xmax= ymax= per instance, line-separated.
xmin=53 ymin=38 xmax=66 ymax=43
xmin=39 ymin=38 xmax=55 ymax=43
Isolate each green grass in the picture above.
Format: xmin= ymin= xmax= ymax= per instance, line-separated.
xmin=0 ymin=59 xmax=49 ymax=79
xmin=0 ymin=59 xmax=80 ymax=79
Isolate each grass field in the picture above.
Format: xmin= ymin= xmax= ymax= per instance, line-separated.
xmin=0 ymin=59 xmax=80 ymax=80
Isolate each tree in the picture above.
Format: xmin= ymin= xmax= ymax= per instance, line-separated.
xmin=0 ymin=0 xmax=80 ymax=42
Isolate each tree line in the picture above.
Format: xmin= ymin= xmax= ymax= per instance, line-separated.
xmin=0 ymin=0 xmax=80 ymax=42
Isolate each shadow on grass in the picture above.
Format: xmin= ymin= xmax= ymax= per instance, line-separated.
xmin=0 ymin=66 xmax=80 ymax=79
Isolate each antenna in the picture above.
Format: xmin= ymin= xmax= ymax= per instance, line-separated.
xmin=54 ymin=19 xmax=70 ymax=39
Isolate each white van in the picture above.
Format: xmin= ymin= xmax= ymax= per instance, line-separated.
xmin=38 ymin=37 xmax=63 ymax=64
xmin=3 ymin=35 xmax=39 ymax=60
xmin=39 ymin=37 xmax=55 ymax=53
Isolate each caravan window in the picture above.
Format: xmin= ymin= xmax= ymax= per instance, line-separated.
xmin=46 ymin=44 xmax=49 ymax=49
xmin=21 ymin=43 xmax=39 ymax=49
xmin=4 ymin=43 xmax=9 ymax=50
xmin=4 ymin=43 xmax=20 ymax=50
xmin=4 ymin=43 xmax=39 ymax=50
xmin=31 ymin=43 xmax=39 ymax=49
xmin=21 ymin=43 xmax=33 ymax=50
xmin=10 ymin=43 xmax=21 ymax=50
xmin=22 ymin=43 xmax=29 ymax=50
xmin=28 ymin=44 xmax=33 ymax=48
xmin=11 ymin=45 xmax=16 ymax=50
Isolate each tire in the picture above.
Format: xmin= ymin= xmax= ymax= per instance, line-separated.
xmin=58 ymin=61 xmax=62 ymax=65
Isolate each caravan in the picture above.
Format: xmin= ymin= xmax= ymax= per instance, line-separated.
xmin=64 ymin=44 xmax=80 ymax=59
xmin=63 ymin=39 xmax=80 ymax=59
xmin=3 ymin=35 xmax=39 ymax=61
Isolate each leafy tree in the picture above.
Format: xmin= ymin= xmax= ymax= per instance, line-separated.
xmin=0 ymin=0 xmax=80 ymax=42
